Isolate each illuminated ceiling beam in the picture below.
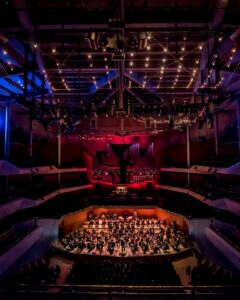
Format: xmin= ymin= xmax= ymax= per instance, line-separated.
xmin=193 ymin=0 xmax=230 ymax=95
xmin=124 ymin=86 xmax=145 ymax=105
xmin=12 ymin=0 xmax=52 ymax=95
xmin=124 ymin=71 xmax=160 ymax=103
xmin=0 ymin=84 xmax=14 ymax=96
xmin=97 ymin=87 xmax=120 ymax=108
xmin=89 ymin=71 xmax=118 ymax=95
xmin=26 ymin=23 xmax=209 ymax=31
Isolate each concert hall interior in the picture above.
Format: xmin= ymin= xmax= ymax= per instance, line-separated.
xmin=1 ymin=0 xmax=240 ymax=299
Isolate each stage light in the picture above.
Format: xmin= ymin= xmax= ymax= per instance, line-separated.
xmin=0 ymin=113 xmax=4 ymax=131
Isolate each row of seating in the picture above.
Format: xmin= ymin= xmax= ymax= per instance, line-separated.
xmin=8 ymin=258 xmax=60 ymax=285
xmin=190 ymin=259 xmax=240 ymax=285
xmin=65 ymin=260 xmax=181 ymax=286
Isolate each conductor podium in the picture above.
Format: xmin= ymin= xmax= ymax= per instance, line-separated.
xmin=112 ymin=186 xmax=129 ymax=196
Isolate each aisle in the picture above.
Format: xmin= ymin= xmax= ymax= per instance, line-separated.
xmin=172 ymin=253 xmax=198 ymax=286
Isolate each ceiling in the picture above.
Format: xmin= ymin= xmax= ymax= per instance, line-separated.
xmin=0 ymin=0 xmax=240 ymax=131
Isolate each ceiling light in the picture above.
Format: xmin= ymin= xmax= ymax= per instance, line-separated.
xmin=130 ymin=52 xmax=134 ymax=57
xmin=88 ymin=54 xmax=92 ymax=59
xmin=33 ymin=43 xmax=38 ymax=48
xmin=3 ymin=49 xmax=7 ymax=55
xmin=181 ymin=46 xmax=185 ymax=51
xmin=52 ymin=48 xmax=56 ymax=54
xmin=198 ymin=44 xmax=203 ymax=50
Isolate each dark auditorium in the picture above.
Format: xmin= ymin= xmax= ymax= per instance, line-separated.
xmin=0 ymin=1 xmax=240 ymax=299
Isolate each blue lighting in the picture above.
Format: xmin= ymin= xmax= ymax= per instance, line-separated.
xmin=0 ymin=77 xmax=23 ymax=95
xmin=0 ymin=111 xmax=4 ymax=131
xmin=89 ymin=70 xmax=116 ymax=94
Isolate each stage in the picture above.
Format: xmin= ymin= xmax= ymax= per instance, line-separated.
xmin=53 ymin=206 xmax=190 ymax=260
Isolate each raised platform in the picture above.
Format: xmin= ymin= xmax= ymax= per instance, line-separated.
xmin=53 ymin=206 xmax=190 ymax=260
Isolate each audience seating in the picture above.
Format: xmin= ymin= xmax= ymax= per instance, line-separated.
xmin=65 ymin=259 xmax=181 ymax=286
xmin=8 ymin=258 xmax=60 ymax=285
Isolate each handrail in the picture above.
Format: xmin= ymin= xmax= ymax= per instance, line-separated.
xmin=211 ymin=226 xmax=240 ymax=253
xmin=0 ymin=225 xmax=37 ymax=256
xmin=0 ymin=284 xmax=240 ymax=294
